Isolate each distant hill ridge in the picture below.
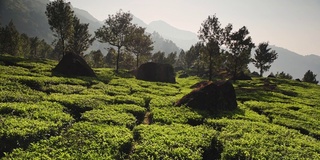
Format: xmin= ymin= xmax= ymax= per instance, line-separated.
xmin=0 ymin=0 xmax=180 ymax=55
xmin=249 ymin=45 xmax=320 ymax=79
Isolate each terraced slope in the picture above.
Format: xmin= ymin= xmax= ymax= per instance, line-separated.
xmin=0 ymin=55 xmax=319 ymax=159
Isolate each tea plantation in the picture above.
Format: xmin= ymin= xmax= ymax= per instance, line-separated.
xmin=0 ymin=55 xmax=319 ymax=159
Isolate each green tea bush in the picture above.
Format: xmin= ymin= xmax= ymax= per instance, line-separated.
xmin=206 ymin=119 xmax=320 ymax=159
xmin=5 ymin=122 xmax=133 ymax=159
xmin=95 ymin=104 xmax=146 ymax=122
xmin=152 ymin=106 xmax=205 ymax=125
xmin=131 ymin=124 xmax=219 ymax=160
xmin=81 ymin=109 xmax=137 ymax=129
xmin=244 ymin=101 xmax=320 ymax=139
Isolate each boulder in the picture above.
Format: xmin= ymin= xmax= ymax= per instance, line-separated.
xmin=52 ymin=52 xmax=96 ymax=77
xmin=136 ymin=62 xmax=175 ymax=83
xmin=176 ymin=81 xmax=237 ymax=112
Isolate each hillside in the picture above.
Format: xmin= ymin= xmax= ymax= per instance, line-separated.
xmin=1 ymin=0 xmax=181 ymax=55
xmin=0 ymin=55 xmax=319 ymax=159
xmin=249 ymin=45 xmax=320 ymax=79
xmin=147 ymin=20 xmax=198 ymax=50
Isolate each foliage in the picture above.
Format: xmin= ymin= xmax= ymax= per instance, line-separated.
xmin=1 ymin=55 xmax=320 ymax=159
xmin=225 ymin=26 xmax=255 ymax=78
xmin=126 ymin=26 xmax=153 ymax=68
xmin=67 ymin=16 xmax=94 ymax=56
xmin=6 ymin=122 xmax=133 ymax=159
xmin=151 ymin=51 xmax=177 ymax=66
xmin=84 ymin=50 xmax=105 ymax=68
xmin=252 ymin=42 xmax=278 ymax=76
xmin=198 ymin=14 xmax=224 ymax=80
xmin=206 ymin=119 xmax=320 ymax=159
xmin=45 ymin=0 xmax=74 ymax=56
xmin=131 ymin=124 xmax=218 ymax=160
xmin=95 ymin=10 xmax=134 ymax=73
xmin=0 ymin=20 xmax=21 ymax=56
xmin=302 ymin=70 xmax=319 ymax=84
xmin=275 ymin=71 xmax=293 ymax=80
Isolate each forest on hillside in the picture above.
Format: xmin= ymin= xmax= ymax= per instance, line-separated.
xmin=1 ymin=0 xmax=318 ymax=83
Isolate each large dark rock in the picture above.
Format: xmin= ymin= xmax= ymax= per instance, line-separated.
xmin=52 ymin=52 xmax=96 ymax=77
xmin=175 ymin=81 xmax=237 ymax=112
xmin=136 ymin=62 xmax=175 ymax=83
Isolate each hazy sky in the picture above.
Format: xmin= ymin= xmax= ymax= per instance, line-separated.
xmin=65 ymin=0 xmax=320 ymax=56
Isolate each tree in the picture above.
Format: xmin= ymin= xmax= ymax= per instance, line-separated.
xmin=151 ymin=51 xmax=166 ymax=63
xmin=165 ymin=52 xmax=177 ymax=66
xmin=198 ymin=15 xmax=224 ymax=81
xmin=252 ymin=42 xmax=278 ymax=76
xmin=20 ymin=33 xmax=31 ymax=58
xmin=176 ymin=50 xmax=186 ymax=69
xmin=225 ymin=26 xmax=255 ymax=79
xmin=302 ymin=70 xmax=318 ymax=84
xmin=185 ymin=42 xmax=203 ymax=69
xmin=45 ymin=0 xmax=74 ymax=57
xmin=105 ymin=48 xmax=117 ymax=68
xmin=91 ymin=50 xmax=104 ymax=68
xmin=0 ymin=20 xmax=21 ymax=56
xmin=95 ymin=10 xmax=134 ymax=73
xmin=67 ymin=16 xmax=94 ymax=56
xmin=275 ymin=71 xmax=292 ymax=80
xmin=38 ymin=39 xmax=53 ymax=59
xmin=119 ymin=51 xmax=135 ymax=70
xmin=126 ymin=26 xmax=153 ymax=68
xmin=30 ymin=36 xmax=40 ymax=58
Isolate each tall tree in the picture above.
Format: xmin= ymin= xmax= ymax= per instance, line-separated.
xmin=38 ymin=39 xmax=53 ymax=59
xmin=20 ymin=33 xmax=31 ymax=58
xmin=252 ymin=42 xmax=278 ymax=76
xmin=151 ymin=51 xmax=166 ymax=63
xmin=225 ymin=26 xmax=255 ymax=79
xmin=67 ymin=16 xmax=94 ymax=56
xmin=45 ymin=0 xmax=74 ymax=57
xmin=165 ymin=52 xmax=177 ymax=66
xmin=30 ymin=36 xmax=40 ymax=58
xmin=176 ymin=50 xmax=186 ymax=69
xmin=95 ymin=10 xmax=134 ymax=73
xmin=0 ymin=20 xmax=21 ymax=56
xmin=302 ymin=70 xmax=318 ymax=84
xmin=126 ymin=26 xmax=153 ymax=68
xmin=91 ymin=50 xmax=104 ymax=68
xmin=185 ymin=42 xmax=203 ymax=69
xmin=198 ymin=15 xmax=224 ymax=81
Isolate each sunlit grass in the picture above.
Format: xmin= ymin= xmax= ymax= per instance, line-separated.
xmin=1 ymin=55 xmax=320 ymax=159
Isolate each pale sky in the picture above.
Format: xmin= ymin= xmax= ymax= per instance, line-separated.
xmin=65 ymin=0 xmax=320 ymax=56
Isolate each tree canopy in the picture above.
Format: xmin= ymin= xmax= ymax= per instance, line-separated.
xmin=225 ymin=26 xmax=255 ymax=79
xmin=95 ymin=10 xmax=134 ymax=73
xmin=67 ymin=16 xmax=94 ymax=56
xmin=45 ymin=0 xmax=74 ymax=57
xmin=126 ymin=26 xmax=153 ymax=68
xmin=302 ymin=70 xmax=318 ymax=84
xmin=252 ymin=42 xmax=278 ymax=76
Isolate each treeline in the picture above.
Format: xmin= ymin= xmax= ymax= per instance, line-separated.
xmin=0 ymin=21 xmax=53 ymax=59
xmin=1 ymin=0 xmax=318 ymax=84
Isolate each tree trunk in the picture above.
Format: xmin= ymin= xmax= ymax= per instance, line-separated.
xmin=136 ymin=54 xmax=139 ymax=69
xmin=260 ymin=65 xmax=263 ymax=77
xmin=209 ymin=52 xmax=212 ymax=81
xmin=116 ymin=46 xmax=120 ymax=73
xmin=233 ymin=59 xmax=238 ymax=82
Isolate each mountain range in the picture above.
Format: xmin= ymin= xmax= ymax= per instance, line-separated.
xmin=1 ymin=0 xmax=319 ymax=79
